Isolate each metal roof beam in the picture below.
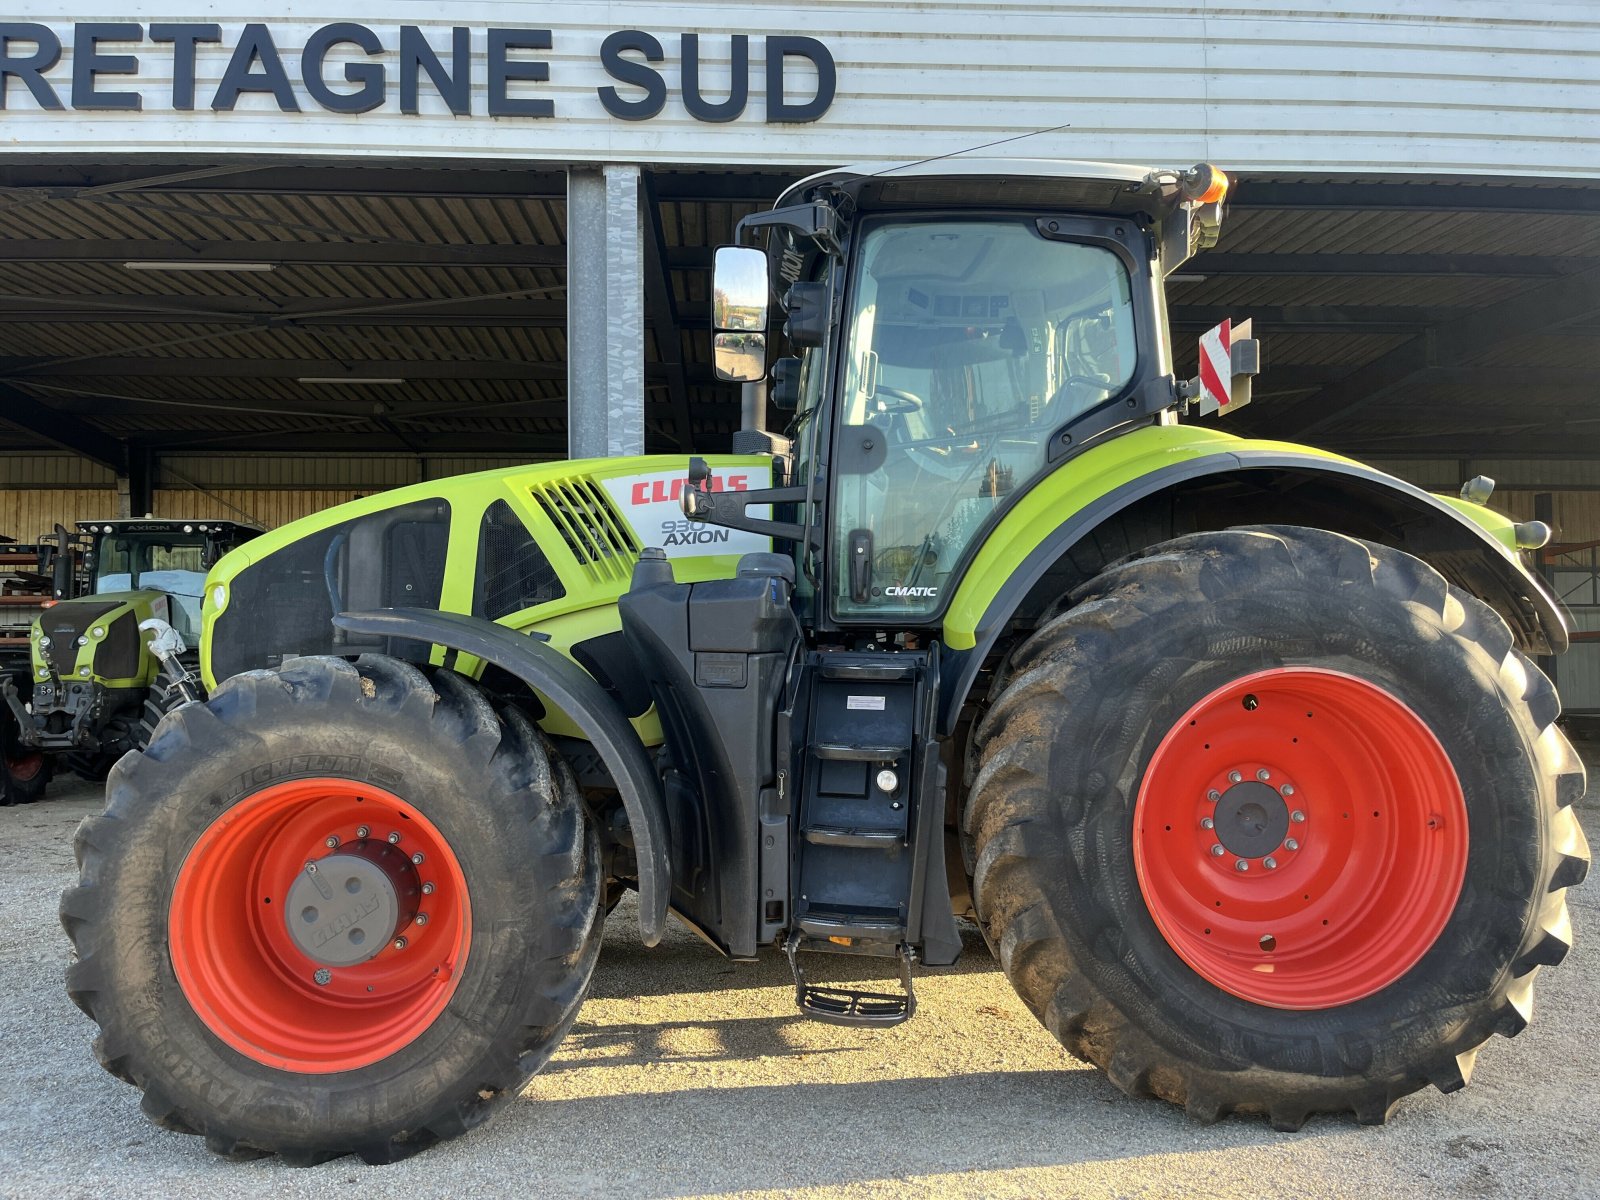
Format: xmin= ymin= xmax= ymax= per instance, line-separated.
xmin=1232 ymin=180 xmax=1600 ymax=216
xmin=0 ymin=239 xmax=569 ymax=268
xmin=0 ymin=356 xmax=719 ymax=385
xmin=0 ymin=381 xmax=125 ymax=470
xmin=1186 ymin=252 xmax=1569 ymax=278
xmin=0 ymin=295 xmax=568 ymax=327
xmin=1170 ymin=304 xmax=1457 ymax=334
xmin=0 ymin=163 xmax=795 ymax=204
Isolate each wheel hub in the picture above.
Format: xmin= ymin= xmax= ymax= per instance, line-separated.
xmin=283 ymin=841 xmax=419 ymax=966
xmin=1213 ymin=781 xmax=1289 ymax=860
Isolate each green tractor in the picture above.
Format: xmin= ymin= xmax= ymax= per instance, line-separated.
xmin=5 ymin=518 xmax=259 ymax=789
xmin=62 ymin=160 xmax=1587 ymax=1164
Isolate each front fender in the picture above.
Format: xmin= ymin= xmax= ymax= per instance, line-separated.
xmin=940 ymin=428 xmax=1567 ymax=732
xmin=334 ymin=607 xmax=671 ymax=947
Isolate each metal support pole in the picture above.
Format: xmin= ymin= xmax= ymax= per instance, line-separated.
xmin=567 ymin=165 xmax=645 ymax=459
xmin=117 ymin=442 xmax=154 ymax=518
xmin=741 ymin=379 xmax=767 ymax=434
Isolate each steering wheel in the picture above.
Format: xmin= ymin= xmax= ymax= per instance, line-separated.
xmin=871 ymin=386 xmax=923 ymax=414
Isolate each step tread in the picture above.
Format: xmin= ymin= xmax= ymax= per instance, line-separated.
xmin=812 ymin=741 xmax=907 ymax=762
xmin=803 ymin=825 xmax=905 ymax=848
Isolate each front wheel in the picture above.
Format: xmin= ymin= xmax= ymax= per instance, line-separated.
xmin=61 ymin=654 xmax=602 ymax=1163
xmin=968 ymin=526 xmax=1589 ymax=1129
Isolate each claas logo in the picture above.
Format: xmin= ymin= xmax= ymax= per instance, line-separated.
xmin=630 ymin=475 xmax=750 ymax=505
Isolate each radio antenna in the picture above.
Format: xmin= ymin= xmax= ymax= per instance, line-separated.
xmin=871 ymin=121 xmax=1074 ymax=177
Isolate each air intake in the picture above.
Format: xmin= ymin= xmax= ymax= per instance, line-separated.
xmin=529 ymin=476 xmax=641 ymax=584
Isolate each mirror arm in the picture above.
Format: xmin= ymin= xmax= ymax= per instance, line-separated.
xmin=734 ymin=201 xmax=842 ymax=257
xmin=680 ymin=462 xmax=819 ymax=548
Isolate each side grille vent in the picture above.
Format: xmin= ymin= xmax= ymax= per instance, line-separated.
xmin=530 ymin=476 xmax=641 ymax=583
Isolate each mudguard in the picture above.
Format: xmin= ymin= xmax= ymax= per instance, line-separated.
xmin=940 ymin=432 xmax=1569 ymax=734
xmin=334 ymin=608 xmax=671 ymax=947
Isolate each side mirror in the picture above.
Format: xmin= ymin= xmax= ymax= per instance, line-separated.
xmin=714 ymin=331 xmax=767 ymax=383
xmin=712 ymin=245 xmax=770 ymax=383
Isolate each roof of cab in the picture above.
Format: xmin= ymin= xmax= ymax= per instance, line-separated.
xmin=775 ymin=157 xmax=1177 ymax=221
xmin=779 ymin=157 xmax=1156 ymax=205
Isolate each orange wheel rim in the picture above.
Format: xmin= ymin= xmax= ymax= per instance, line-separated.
xmin=1133 ymin=668 xmax=1468 ymax=1010
xmin=169 ymin=777 xmax=471 ymax=1072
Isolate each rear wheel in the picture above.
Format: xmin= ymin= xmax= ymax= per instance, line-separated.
xmin=61 ymin=654 xmax=602 ymax=1163
xmin=968 ymin=526 xmax=1589 ymax=1128
xmin=1 ymin=708 xmax=47 ymax=805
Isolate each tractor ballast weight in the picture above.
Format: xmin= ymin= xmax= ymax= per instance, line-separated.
xmin=63 ymin=158 xmax=1586 ymax=1164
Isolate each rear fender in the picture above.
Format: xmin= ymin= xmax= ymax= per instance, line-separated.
xmin=940 ymin=447 xmax=1568 ymax=733
xmin=334 ymin=607 xmax=671 ymax=947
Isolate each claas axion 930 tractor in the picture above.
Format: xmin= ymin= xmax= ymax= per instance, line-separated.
xmin=62 ymin=159 xmax=1588 ymax=1164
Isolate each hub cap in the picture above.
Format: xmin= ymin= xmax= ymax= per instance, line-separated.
xmin=169 ymin=778 xmax=471 ymax=1073
xmin=4 ymin=750 xmax=43 ymax=783
xmin=1133 ymin=667 xmax=1469 ymax=1009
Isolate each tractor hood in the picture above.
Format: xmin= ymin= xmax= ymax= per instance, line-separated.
xmin=31 ymin=590 xmax=165 ymax=685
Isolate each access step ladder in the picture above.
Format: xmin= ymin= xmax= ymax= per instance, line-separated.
xmin=785 ymin=649 xmax=951 ymax=1026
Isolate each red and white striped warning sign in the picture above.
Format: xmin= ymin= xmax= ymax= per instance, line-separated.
xmin=1197 ymin=319 xmax=1233 ymax=413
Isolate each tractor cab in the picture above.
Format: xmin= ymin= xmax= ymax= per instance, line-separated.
xmin=72 ymin=519 xmax=258 ymax=644
xmin=699 ymin=159 xmax=1242 ymax=626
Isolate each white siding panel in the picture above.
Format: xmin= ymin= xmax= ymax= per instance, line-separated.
xmin=0 ymin=2 xmax=1595 ymax=177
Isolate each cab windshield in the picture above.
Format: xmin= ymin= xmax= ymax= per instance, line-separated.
xmin=830 ymin=216 xmax=1137 ymax=620
xmin=95 ymin=533 xmax=208 ymax=642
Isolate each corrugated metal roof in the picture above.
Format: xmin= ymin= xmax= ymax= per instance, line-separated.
xmin=0 ymin=161 xmax=1593 ymax=466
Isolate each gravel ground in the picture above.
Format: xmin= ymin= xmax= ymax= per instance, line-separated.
xmin=1 ymin=767 xmax=1597 ymax=1200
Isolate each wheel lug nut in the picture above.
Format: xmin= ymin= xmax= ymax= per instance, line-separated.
xmin=414 ymin=913 xmax=429 ymax=926
xmin=393 ymin=936 xmax=408 ymax=950
xmin=304 ymin=861 xmax=317 ymax=874
xmin=411 ymin=852 xmax=424 ymax=865
xmin=1257 ymin=769 xmax=1271 ymax=782
xmin=387 ymin=832 xmax=401 ymax=845
xmin=324 ymin=835 xmax=340 ymax=849
xmin=1263 ymin=856 xmax=1278 ymax=870
xmin=1284 ymin=838 xmax=1300 ymax=851
xmin=1234 ymin=859 xmax=1249 ymax=872
xmin=1291 ymin=810 xmax=1306 ymax=823
xmin=1228 ymin=771 xmax=1242 ymax=784
xmin=313 ymin=968 xmax=331 ymax=986
xmin=356 ymin=825 xmax=370 ymax=839
xmin=1207 ymin=789 xmax=1221 ymax=802
xmin=1210 ymin=844 xmax=1225 ymax=857
xmin=1201 ymin=817 xmax=1215 ymax=830
xmin=1281 ymin=784 xmax=1295 ymax=797
xmin=422 ymin=882 xmax=435 ymax=895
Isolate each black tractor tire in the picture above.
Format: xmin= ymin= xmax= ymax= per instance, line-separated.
xmin=967 ymin=525 xmax=1589 ymax=1130
xmin=1 ymin=708 xmax=48 ymax=805
xmin=60 ymin=654 xmax=603 ymax=1164
xmin=64 ymin=750 xmax=115 ymax=783
xmin=133 ymin=668 xmax=184 ymax=750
